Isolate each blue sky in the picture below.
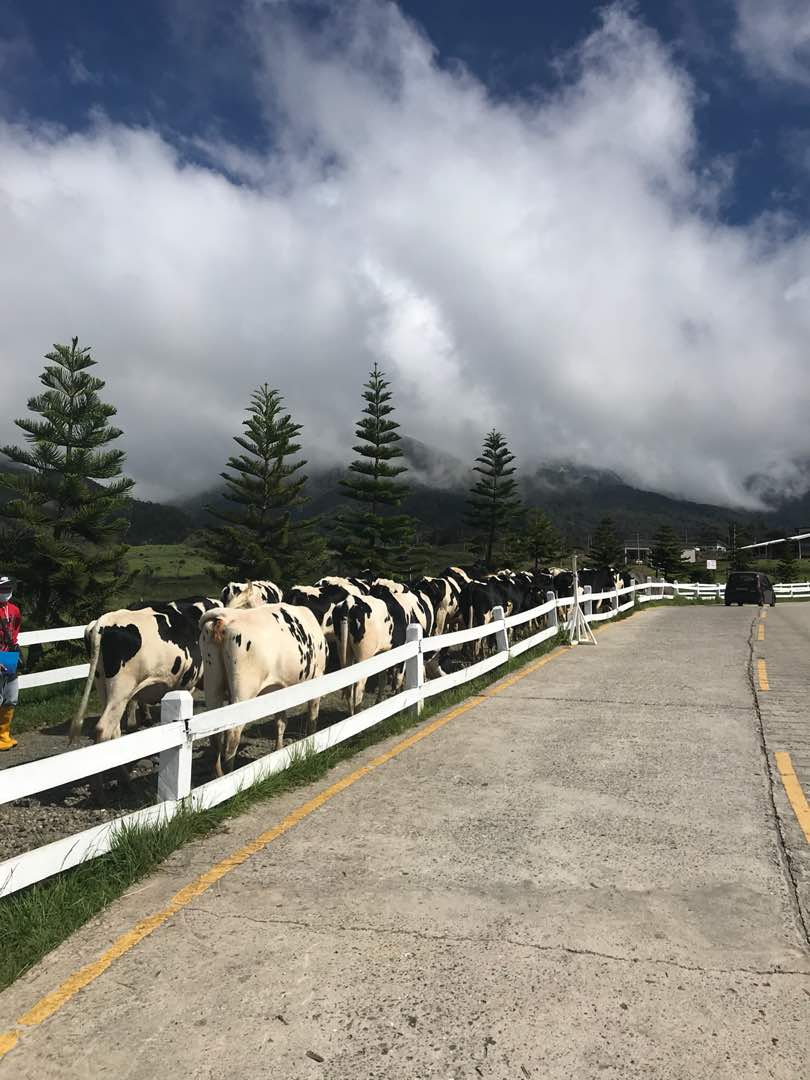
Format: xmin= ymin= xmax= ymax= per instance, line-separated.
xmin=3 ymin=1 xmax=808 ymax=224
xmin=2 ymin=1 xmax=810 ymax=506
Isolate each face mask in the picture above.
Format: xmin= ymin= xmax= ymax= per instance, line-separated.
xmin=0 ymin=592 xmax=11 ymax=603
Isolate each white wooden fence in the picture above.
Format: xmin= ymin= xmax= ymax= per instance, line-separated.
xmin=17 ymin=625 xmax=88 ymax=691
xmin=0 ymin=575 xmax=801 ymax=898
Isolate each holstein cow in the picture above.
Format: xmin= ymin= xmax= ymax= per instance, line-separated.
xmin=285 ymin=582 xmax=362 ymax=671
xmin=334 ymin=594 xmax=399 ymax=714
xmin=316 ymin=576 xmax=370 ymax=596
xmin=200 ymin=603 xmax=327 ymax=774
xmin=412 ymin=576 xmax=457 ymax=635
xmin=221 ymin=580 xmax=282 ymax=606
xmin=458 ymin=574 xmax=546 ymax=657
xmin=71 ymin=597 xmax=218 ymax=744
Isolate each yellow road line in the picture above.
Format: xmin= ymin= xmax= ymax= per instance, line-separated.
xmin=1 ymin=642 xmax=570 ymax=1061
xmin=774 ymin=752 xmax=810 ymax=844
xmin=760 ymin=609 xmax=768 ymax=621
xmin=757 ymin=624 xmax=765 ymax=641
xmin=757 ymin=658 xmax=769 ymax=691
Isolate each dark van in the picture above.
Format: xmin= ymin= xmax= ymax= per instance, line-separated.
xmin=724 ymin=571 xmax=776 ymax=607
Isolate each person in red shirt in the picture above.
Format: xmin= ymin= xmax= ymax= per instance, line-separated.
xmin=0 ymin=575 xmax=21 ymax=751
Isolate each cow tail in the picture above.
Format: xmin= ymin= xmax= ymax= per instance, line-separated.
xmin=337 ymin=610 xmax=349 ymax=669
xmin=200 ymin=609 xmax=232 ymax=710
xmin=71 ymin=621 xmax=101 ymax=743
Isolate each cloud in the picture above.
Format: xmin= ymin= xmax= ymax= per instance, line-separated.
xmin=67 ymin=49 xmax=100 ymax=86
xmin=1 ymin=1 xmax=810 ymax=508
xmin=733 ymin=0 xmax=810 ymax=86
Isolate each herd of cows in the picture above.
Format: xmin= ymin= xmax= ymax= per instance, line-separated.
xmin=69 ymin=565 xmax=627 ymax=776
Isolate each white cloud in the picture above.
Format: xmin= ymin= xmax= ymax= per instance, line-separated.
xmin=733 ymin=0 xmax=810 ymax=86
xmin=1 ymin=2 xmax=810 ymax=507
xmin=67 ymin=49 xmax=100 ymax=86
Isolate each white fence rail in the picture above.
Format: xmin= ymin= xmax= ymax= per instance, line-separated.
xmin=17 ymin=625 xmax=89 ymax=691
xmin=0 ymin=575 xmax=803 ymax=897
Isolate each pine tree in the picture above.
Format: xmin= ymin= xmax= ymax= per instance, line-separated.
xmin=727 ymin=522 xmax=751 ymax=570
xmin=517 ymin=508 xmax=564 ymax=571
xmin=0 ymin=337 xmax=135 ymax=628
xmin=205 ymin=385 xmax=325 ymax=586
xmin=777 ymin=544 xmax=798 ymax=582
xmin=466 ymin=430 xmax=522 ymax=570
xmin=650 ymin=524 xmax=687 ymax=579
xmin=333 ymin=364 xmax=417 ymax=576
xmin=589 ymin=516 xmax=623 ymax=569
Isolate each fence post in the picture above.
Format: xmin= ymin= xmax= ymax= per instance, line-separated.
xmin=659 ymin=576 xmax=665 ymax=599
xmin=630 ymin=576 xmax=636 ymax=606
xmin=158 ymin=690 xmax=194 ymax=803
xmin=546 ymin=591 xmax=558 ymax=633
xmin=583 ymin=585 xmax=593 ymax=620
xmin=610 ymin=586 xmax=619 ymax=618
xmin=405 ymin=623 xmax=424 ymax=717
xmin=492 ymin=605 xmax=509 ymax=656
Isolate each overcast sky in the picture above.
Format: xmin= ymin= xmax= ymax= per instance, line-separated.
xmin=2 ymin=0 xmax=810 ymax=507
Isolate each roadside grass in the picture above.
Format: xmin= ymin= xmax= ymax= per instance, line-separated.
xmin=1 ymin=627 xmax=568 ymax=991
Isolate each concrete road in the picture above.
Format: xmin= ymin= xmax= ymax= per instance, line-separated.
xmin=1 ymin=604 xmax=809 ymax=1079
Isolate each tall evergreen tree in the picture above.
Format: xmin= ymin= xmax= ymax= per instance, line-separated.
xmin=589 ymin=516 xmax=623 ymax=569
xmin=466 ymin=430 xmax=522 ymax=570
xmin=206 ymin=385 xmax=325 ymax=585
xmin=517 ymin=508 xmax=564 ymax=571
xmin=0 ymin=337 xmax=134 ymax=628
xmin=650 ymin=524 xmax=688 ymax=578
xmin=777 ymin=544 xmax=799 ymax=582
xmin=333 ymin=364 xmax=416 ymax=576
xmin=727 ymin=521 xmax=751 ymax=570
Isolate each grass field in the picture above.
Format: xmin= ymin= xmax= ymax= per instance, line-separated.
xmin=118 ymin=543 xmax=221 ymax=606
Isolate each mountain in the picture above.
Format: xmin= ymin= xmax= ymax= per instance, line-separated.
xmin=169 ymin=439 xmax=792 ymax=548
xmin=5 ymin=442 xmax=809 ymax=549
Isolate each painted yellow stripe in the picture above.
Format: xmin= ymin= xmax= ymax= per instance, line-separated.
xmin=760 ymin=609 xmax=768 ymax=621
xmin=757 ymin=658 xmax=769 ymax=691
xmin=774 ymin=752 xmax=810 ymax=844
xmin=757 ymin=623 xmax=765 ymax=641
xmin=1 ymin=642 xmax=570 ymax=1060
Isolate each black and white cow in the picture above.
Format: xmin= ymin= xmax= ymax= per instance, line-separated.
xmin=200 ymin=602 xmax=327 ymax=774
xmin=411 ymin=576 xmax=457 ymax=635
xmin=315 ymin=575 xmax=370 ymax=596
xmin=333 ymin=594 xmax=399 ymax=713
xmin=221 ymin=580 xmax=282 ymax=606
xmin=71 ymin=597 xmax=218 ymax=743
xmin=284 ymin=582 xmax=362 ymax=670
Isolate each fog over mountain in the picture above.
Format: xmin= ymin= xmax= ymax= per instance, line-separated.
xmin=3 ymin=3 xmax=810 ymax=508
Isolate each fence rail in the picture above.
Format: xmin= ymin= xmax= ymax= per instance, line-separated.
xmin=0 ymin=575 xmax=804 ymax=897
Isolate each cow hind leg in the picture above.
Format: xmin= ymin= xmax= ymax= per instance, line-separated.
xmin=217 ymin=724 xmax=245 ymax=775
xmin=275 ymin=712 xmax=286 ymax=752
xmin=354 ymin=677 xmax=368 ymax=712
xmin=306 ymin=698 xmax=320 ymax=736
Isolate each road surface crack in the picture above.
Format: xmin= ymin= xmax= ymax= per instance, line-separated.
xmin=183 ymin=906 xmax=810 ymax=978
xmin=747 ymin=614 xmax=810 ymax=950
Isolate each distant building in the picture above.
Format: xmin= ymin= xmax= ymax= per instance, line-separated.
xmin=624 ymin=542 xmax=651 ymax=562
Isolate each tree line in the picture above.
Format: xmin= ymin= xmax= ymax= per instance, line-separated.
xmin=0 ymin=337 xmax=754 ymax=629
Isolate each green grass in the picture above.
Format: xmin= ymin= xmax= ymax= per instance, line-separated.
xmin=0 ymin=628 xmax=567 ymax=991
xmin=116 ymin=543 xmax=221 ymax=607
